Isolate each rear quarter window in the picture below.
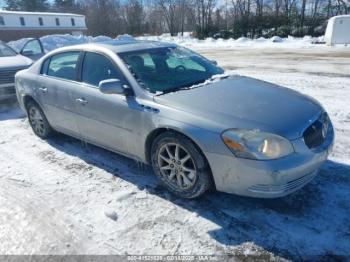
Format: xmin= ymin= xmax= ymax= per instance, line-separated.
xmin=40 ymin=58 xmax=50 ymax=75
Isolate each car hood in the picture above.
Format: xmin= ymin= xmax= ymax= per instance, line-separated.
xmin=0 ymin=55 xmax=33 ymax=70
xmin=154 ymin=75 xmax=323 ymax=140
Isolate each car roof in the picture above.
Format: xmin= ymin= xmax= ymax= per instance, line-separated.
xmin=96 ymin=40 xmax=177 ymax=53
xmin=61 ymin=40 xmax=177 ymax=54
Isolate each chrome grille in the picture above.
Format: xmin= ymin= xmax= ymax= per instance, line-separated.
xmin=303 ymin=112 xmax=329 ymax=149
xmin=0 ymin=67 xmax=26 ymax=85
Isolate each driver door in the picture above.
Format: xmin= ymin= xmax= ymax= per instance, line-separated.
xmin=20 ymin=39 xmax=45 ymax=61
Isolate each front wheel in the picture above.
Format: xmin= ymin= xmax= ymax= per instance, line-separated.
xmin=151 ymin=132 xmax=212 ymax=198
xmin=26 ymin=101 xmax=54 ymax=139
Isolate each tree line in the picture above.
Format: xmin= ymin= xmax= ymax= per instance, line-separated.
xmin=4 ymin=0 xmax=350 ymax=39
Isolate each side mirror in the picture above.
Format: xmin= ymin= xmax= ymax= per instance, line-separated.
xmin=99 ymin=79 xmax=125 ymax=95
xmin=21 ymin=50 xmax=34 ymax=56
xmin=211 ymin=60 xmax=218 ymax=65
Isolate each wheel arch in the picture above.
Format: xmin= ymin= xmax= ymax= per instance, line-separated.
xmin=23 ymin=95 xmax=40 ymax=110
xmin=144 ymin=127 xmax=216 ymax=188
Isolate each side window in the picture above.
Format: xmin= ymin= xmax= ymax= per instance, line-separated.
xmin=38 ymin=17 xmax=43 ymax=26
xmin=82 ymin=52 xmax=121 ymax=87
xmin=71 ymin=18 xmax=75 ymax=26
xmin=55 ymin=18 xmax=60 ymax=26
xmin=47 ymin=52 xmax=80 ymax=81
xmin=22 ymin=39 xmax=43 ymax=55
xmin=0 ymin=16 xmax=5 ymax=26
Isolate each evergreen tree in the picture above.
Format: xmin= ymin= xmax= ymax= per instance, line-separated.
xmin=4 ymin=0 xmax=21 ymax=10
xmin=5 ymin=0 xmax=49 ymax=11
xmin=54 ymin=0 xmax=75 ymax=12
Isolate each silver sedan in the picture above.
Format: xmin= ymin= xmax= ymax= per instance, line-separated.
xmin=15 ymin=41 xmax=334 ymax=198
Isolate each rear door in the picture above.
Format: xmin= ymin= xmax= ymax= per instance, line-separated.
xmin=70 ymin=51 xmax=141 ymax=154
xmin=38 ymin=51 xmax=82 ymax=136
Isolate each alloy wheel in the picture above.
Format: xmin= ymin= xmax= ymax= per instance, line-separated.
xmin=157 ymin=143 xmax=197 ymax=190
xmin=29 ymin=106 xmax=46 ymax=136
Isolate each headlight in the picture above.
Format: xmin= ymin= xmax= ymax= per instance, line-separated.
xmin=221 ymin=129 xmax=294 ymax=160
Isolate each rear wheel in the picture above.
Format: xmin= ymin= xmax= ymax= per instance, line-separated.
xmin=26 ymin=101 xmax=54 ymax=139
xmin=151 ymin=132 xmax=212 ymax=198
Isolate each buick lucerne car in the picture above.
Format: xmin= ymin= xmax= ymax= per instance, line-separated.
xmin=15 ymin=41 xmax=334 ymax=198
xmin=0 ymin=39 xmax=44 ymax=104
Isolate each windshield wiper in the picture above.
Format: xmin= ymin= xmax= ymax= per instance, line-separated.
xmin=158 ymin=74 xmax=229 ymax=95
xmin=158 ymin=79 xmax=208 ymax=95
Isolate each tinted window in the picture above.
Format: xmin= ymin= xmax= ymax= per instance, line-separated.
xmin=47 ymin=52 xmax=80 ymax=81
xmin=71 ymin=18 xmax=75 ymax=26
xmin=82 ymin=52 xmax=121 ymax=87
xmin=38 ymin=17 xmax=43 ymax=26
xmin=0 ymin=16 xmax=4 ymax=26
xmin=20 ymin=17 xmax=25 ymax=26
xmin=55 ymin=18 xmax=60 ymax=26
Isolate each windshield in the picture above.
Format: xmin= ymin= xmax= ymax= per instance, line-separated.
xmin=0 ymin=42 xmax=17 ymax=57
xmin=119 ymin=46 xmax=224 ymax=93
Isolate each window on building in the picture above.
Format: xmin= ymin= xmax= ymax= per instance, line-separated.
xmin=55 ymin=18 xmax=60 ymax=26
xmin=0 ymin=16 xmax=5 ymax=26
xmin=71 ymin=18 xmax=75 ymax=26
xmin=20 ymin=17 xmax=25 ymax=26
xmin=38 ymin=17 xmax=43 ymax=26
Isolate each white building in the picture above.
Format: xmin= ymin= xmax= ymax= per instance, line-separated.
xmin=324 ymin=15 xmax=350 ymax=46
xmin=0 ymin=10 xmax=87 ymax=41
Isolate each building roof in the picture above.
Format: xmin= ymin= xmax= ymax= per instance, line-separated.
xmin=0 ymin=10 xmax=85 ymax=17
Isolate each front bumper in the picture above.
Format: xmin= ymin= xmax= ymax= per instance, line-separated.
xmin=205 ymin=125 xmax=334 ymax=198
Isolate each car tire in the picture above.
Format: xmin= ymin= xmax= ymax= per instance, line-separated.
xmin=26 ymin=101 xmax=54 ymax=139
xmin=151 ymin=131 xmax=212 ymax=198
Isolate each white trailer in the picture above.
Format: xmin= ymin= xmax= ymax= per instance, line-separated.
xmin=324 ymin=15 xmax=350 ymax=46
xmin=0 ymin=10 xmax=87 ymax=41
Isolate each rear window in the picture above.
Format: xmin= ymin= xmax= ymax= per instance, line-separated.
xmin=46 ymin=52 xmax=80 ymax=81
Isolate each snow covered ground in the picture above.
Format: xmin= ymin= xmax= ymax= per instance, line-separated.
xmin=1 ymin=36 xmax=350 ymax=260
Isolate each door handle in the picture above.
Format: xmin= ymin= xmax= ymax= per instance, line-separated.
xmin=39 ymin=86 xmax=47 ymax=93
xmin=75 ymin=98 xmax=88 ymax=105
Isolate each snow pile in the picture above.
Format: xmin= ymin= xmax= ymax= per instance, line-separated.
xmin=8 ymin=33 xmax=331 ymax=54
xmin=137 ymin=33 xmax=327 ymax=49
